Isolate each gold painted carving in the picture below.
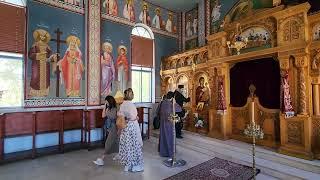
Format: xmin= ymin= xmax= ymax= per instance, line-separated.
xmin=312 ymin=49 xmax=320 ymax=70
xmin=279 ymin=58 xmax=290 ymax=70
xmin=278 ymin=14 xmax=304 ymax=46
xmin=287 ymin=121 xmax=303 ymax=145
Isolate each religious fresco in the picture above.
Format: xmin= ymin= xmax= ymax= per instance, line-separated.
xmin=209 ymin=0 xmax=274 ymax=34
xmin=100 ymin=20 xmax=131 ymax=101
xmin=240 ymin=27 xmax=272 ymax=50
xmin=185 ymin=7 xmax=198 ymax=39
xmin=101 ymin=0 xmax=178 ymax=34
xmin=25 ymin=0 xmax=85 ymax=106
xmin=195 ymin=75 xmax=210 ymax=112
xmin=313 ymin=23 xmax=320 ymax=41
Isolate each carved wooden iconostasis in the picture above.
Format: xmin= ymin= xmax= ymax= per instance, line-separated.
xmin=161 ymin=1 xmax=320 ymax=160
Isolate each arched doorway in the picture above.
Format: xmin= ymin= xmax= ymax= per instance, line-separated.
xmin=230 ymin=58 xmax=280 ymax=109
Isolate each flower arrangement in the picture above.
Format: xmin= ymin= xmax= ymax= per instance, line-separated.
xmin=194 ymin=113 xmax=206 ymax=128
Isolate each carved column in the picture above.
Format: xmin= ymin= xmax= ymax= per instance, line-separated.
xmin=295 ymin=56 xmax=308 ymax=115
xmin=87 ymin=0 xmax=101 ymax=105
xmin=312 ymin=77 xmax=320 ymax=116
xmin=279 ymin=57 xmax=295 ymax=118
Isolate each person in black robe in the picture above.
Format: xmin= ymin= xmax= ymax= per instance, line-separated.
xmin=174 ymin=85 xmax=190 ymax=138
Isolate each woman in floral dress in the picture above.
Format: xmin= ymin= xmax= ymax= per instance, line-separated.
xmin=118 ymin=88 xmax=144 ymax=172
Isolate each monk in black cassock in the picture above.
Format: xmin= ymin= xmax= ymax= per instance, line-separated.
xmin=174 ymin=85 xmax=190 ymax=138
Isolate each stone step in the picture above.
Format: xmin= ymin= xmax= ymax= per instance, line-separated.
xmin=151 ymin=130 xmax=320 ymax=179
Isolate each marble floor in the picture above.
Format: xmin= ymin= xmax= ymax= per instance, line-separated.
xmin=0 ymin=131 xmax=318 ymax=180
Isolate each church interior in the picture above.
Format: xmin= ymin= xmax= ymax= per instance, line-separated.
xmin=1 ymin=0 xmax=320 ymax=179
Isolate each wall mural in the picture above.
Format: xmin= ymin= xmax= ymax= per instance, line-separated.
xmin=185 ymin=6 xmax=198 ymax=50
xmin=313 ymin=23 xmax=320 ymax=41
xmin=209 ymin=0 xmax=274 ymax=34
xmin=185 ymin=7 xmax=198 ymax=39
xmin=240 ymin=27 xmax=272 ymax=50
xmin=101 ymin=0 xmax=178 ymax=35
xmin=25 ymin=0 xmax=85 ymax=107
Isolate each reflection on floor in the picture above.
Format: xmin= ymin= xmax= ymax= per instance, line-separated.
xmin=0 ymin=130 xmax=319 ymax=180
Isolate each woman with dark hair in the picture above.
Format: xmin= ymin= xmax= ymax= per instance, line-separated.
xmin=118 ymin=88 xmax=144 ymax=172
xmin=93 ymin=95 xmax=119 ymax=166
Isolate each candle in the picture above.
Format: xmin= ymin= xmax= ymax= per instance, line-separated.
xmin=173 ymin=98 xmax=176 ymax=116
xmin=251 ymin=101 xmax=255 ymax=123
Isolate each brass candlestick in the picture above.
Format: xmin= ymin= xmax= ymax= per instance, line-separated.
xmin=163 ymin=98 xmax=187 ymax=168
xmin=244 ymin=85 xmax=264 ymax=180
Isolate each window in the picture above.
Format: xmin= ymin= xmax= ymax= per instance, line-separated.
xmin=0 ymin=0 xmax=26 ymax=7
xmin=131 ymin=24 xmax=154 ymax=103
xmin=0 ymin=52 xmax=23 ymax=107
xmin=131 ymin=66 xmax=152 ymax=103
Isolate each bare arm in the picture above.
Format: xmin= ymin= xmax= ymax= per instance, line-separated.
xmin=102 ymin=102 xmax=107 ymax=118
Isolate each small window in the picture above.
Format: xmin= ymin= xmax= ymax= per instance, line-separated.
xmin=1 ymin=0 xmax=26 ymax=7
xmin=0 ymin=52 xmax=23 ymax=107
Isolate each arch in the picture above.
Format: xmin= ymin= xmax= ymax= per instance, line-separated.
xmin=131 ymin=23 xmax=155 ymax=102
xmin=132 ymin=23 xmax=154 ymax=39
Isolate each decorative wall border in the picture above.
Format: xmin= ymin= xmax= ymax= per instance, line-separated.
xmin=205 ymin=0 xmax=210 ymax=37
xmin=182 ymin=12 xmax=186 ymax=50
xmin=101 ymin=14 xmax=179 ymax=39
xmin=24 ymin=98 xmax=85 ymax=107
xmin=198 ymin=0 xmax=206 ymax=46
xmin=33 ymin=0 xmax=85 ymax=14
xmin=87 ymin=0 xmax=101 ymax=106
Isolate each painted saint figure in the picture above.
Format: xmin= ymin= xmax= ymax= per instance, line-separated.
xmin=58 ymin=35 xmax=84 ymax=97
xmin=116 ymin=45 xmax=129 ymax=93
xmin=152 ymin=8 xmax=162 ymax=29
xmin=186 ymin=14 xmax=193 ymax=37
xmin=196 ymin=77 xmax=210 ymax=110
xmin=193 ymin=13 xmax=198 ymax=35
xmin=211 ymin=4 xmax=222 ymax=23
xmin=139 ymin=2 xmax=151 ymax=26
xmin=28 ymin=29 xmax=52 ymax=97
xmin=165 ymin=12 xmax=173 ymax=33
xmin=123 ymin=0 xmax=135 ymax=22
xmin=101 ymin=42 xmax=115 ymax=96
xmin=103 ymin=0 xmax=118 ymax=16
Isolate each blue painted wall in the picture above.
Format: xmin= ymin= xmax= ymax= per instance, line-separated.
xmin=154 ymin=33 xmax=178 ymax=97
xmin=26 ymin=0 xmax=86 ymax=98
xmin=101 ymin=19 xmax=178 ymax=99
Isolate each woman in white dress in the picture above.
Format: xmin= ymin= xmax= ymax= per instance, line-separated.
xmin=118 ymin=88 xmax=144 ymax=172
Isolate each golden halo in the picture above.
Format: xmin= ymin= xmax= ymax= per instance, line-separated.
xmin=66 ymin=35 xmax=81 ymax=47
xmin=117 ymin=45 xmax=127 ymax=55
xmin=33 ymin=29 xmax=51 ymax=43
xmin=102 ymin=42 xmax=113 ymax=52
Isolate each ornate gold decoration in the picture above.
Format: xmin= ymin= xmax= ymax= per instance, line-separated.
xmin=312 ymin=49 xmax=320 ymax=70
xmin=279 ymin=58 xmax=290 ymax=70
xmin=287 ymin=121 xmax=303 ymax=145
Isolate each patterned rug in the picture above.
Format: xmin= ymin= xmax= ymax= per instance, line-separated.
xmin=164 ymin=157 xmax=260 ymax=180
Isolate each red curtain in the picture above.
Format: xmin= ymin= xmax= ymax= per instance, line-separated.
xmin=0 ymin=3 xmax=26 ymax=53
xmin=131 ymin=35 xmax=153 ymax=67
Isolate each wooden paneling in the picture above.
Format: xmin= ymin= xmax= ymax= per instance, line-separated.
xmin=63 ymin=110 xmax=83 ymax=130
xmin=5 ymin=112 xmax=33 ymax=136
xmin=87 ymin=109 xmax=103 ymax=129
xmin=36 ymin=111 xmax=62 ymax=133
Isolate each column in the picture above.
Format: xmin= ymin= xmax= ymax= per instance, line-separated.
xmin=295 ymin=56 xmax=307 ymax=115
xmin=87 ymin=0 xmax=101 ymax=105
xmin=312 ymin=78 xmax=320 ymax=116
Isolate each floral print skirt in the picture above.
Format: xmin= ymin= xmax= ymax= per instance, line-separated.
xmin=119 ymin=121 xmax=144 ymax=168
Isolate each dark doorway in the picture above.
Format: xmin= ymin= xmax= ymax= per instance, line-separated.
xmin=230 ymin=58 xmax=280 ymax=109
